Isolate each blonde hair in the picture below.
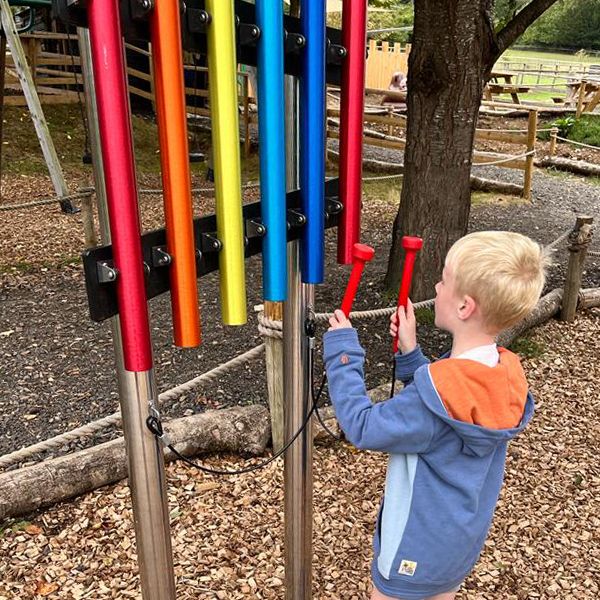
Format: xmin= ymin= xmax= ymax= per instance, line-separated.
xmin=445 ymin=231 xmax=549 ymax=331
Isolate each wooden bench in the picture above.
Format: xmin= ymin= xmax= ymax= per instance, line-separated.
xmin=485 ymin=83 xmax=531 ymax=104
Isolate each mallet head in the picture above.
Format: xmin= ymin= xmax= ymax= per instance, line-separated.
xmin=402 ymin=236 xmax=423 ymax=252
xmin=352 ymin=243 xmax=375 ymax=263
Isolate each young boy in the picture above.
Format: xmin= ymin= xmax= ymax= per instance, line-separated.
xmin=323 ymin=231 xmax=548 ymax=600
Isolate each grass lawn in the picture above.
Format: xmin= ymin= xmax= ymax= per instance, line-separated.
xmin=1 ymin=105 xmax=257 ymax=180
xmin=502 ymin=48 xmax=600 ymax=65
xmin=494 ymin=48 xmax=600 ymax=104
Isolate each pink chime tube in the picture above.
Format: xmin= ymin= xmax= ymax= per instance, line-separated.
xmin=337 ymin=0 xmax=368 ymax=264
xmin=88 ymin=0 xmax=152 ymax=372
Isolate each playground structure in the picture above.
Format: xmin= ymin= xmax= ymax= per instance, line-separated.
xmin=1 ymin=4 xmax=600 ymax=600
xmin=14 ymin=0 xmax=368 ymax=598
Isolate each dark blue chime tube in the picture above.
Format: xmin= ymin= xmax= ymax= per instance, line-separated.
xmin=256 ymin=0 xmax=287 ymax=300
xmin=299 ymin=0 xmax=326 ymax=284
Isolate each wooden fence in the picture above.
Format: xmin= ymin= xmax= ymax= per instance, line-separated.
xmin=4 ymin=32 xmax=253 ymax=154
xmin=365 ymin=40 xmax=410 ymax=90
xmin=326 ymin=104 xmax=538 ymax=199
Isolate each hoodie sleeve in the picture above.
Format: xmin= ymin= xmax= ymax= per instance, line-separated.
xmin=323 ymin=328 xmax=436 ymax=454
xmin=395 ymin=345 xmax=430 ymax=385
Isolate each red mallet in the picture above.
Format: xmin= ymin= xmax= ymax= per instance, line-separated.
xmin=340 ymin=243 xmax=375 ymax=317
xmin=393 ymin=236 xmax=424 ymax=353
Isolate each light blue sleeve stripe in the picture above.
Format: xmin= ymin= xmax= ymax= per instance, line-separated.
xmin=377 ymin=453 xmax=419 ymax=579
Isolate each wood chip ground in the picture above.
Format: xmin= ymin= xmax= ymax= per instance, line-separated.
xmin=0 ymin=309 xmax=598 ymax=600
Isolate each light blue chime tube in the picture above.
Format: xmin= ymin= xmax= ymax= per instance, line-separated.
xmin=255 ymin=0 xmax=287 ymax=300
xmin=299 ymin=0 xmax=326 ymax=284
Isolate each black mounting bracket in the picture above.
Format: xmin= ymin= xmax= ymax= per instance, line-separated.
xmin=52 ymin=0 xmax=346 ymax=85
xmin=82 ymin=178 xmax=342 ymax=323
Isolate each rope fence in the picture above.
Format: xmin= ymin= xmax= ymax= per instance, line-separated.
xmin=555 ymin=136 xmax=600 ymax=152
xmin=471 ymin=149 xmax=536 ymax=168
xmin=1 ymin=225 xmax=588 ymax=471
xmin=0 ymin=188 xmax=94 ymax=212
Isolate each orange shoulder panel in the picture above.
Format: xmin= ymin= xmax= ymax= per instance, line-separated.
xmin=429 ymin=349 xmax=528 ymax=429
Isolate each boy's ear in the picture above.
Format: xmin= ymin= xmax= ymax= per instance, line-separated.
xmin=457 ymin=295 xmax=477 ymax=321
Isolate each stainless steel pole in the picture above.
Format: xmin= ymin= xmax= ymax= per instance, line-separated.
xmin=284 ymin=75 xmax=314 ymax=600
xmin=78 ymin=29 xmax=177 ymax=600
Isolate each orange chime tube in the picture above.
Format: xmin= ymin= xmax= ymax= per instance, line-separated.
xmin=150 ymin=0 xmax=201 ymax=347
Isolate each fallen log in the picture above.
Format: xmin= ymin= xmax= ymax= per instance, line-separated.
xmin=0 ymin=405 xmax=269 ymax=521
xmin=498 ymin=289 xmax=563 ymax=347
xmin=470 ymin=175 xmax=524 ymax=196
xmin=578 ymin=287 xmax=600 ymax=309
xmin=3 ymin=288 xmax=599 ymax=521
xmin=536 ymin=156 xmax=600 ymax=177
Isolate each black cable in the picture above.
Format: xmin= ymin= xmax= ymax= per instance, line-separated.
xmin=390 ymin=358 xmax=397 ymax=398
xmin=147 ymin=324 xmax=327 ymax=475
xmin=313 ymin=373 xmax=342 ymax=441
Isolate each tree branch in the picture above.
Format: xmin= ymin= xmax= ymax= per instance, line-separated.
xmin=488 ymin=0 xmax=561 ymax=67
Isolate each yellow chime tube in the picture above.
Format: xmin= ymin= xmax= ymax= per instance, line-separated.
xmin=205 ymin=0 xmax=247 ymax=325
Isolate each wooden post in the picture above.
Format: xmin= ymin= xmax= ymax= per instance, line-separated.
xmin=522 ymin=108 xmax=537 ymax=201
xmin=0 ymin=33 xmax=6 ymax=200
xmin=264 ymin=300 xmax=284 ymax=452
xmin=80 ymin=191 xmax=98 ymax=247
xmin=561 ymin=215 xmax=594 ymax=322
xmin=0 ymin=2 xmax=75 ymax=213
xmin=576 ymin=80 xmax=587 ymax=118
xmin=549 ymin=127 xmax=558 ymax=156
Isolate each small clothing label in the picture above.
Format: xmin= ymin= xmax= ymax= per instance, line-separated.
xmin=398 ymin=560 xmax=417 ymax=577
xmin=340 ymin=354 xmax=350 ymax=365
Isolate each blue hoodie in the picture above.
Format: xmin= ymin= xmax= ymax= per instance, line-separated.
xmin=323 ymin=328 xmax=534 ymax=599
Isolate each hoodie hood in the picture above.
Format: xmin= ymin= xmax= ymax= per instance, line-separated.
xmin=414 ymin=348 xmax=534 ymax=457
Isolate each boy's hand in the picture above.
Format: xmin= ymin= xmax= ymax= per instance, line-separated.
xmin=389 ymin=299 xmax=417 ymax=354
xmin=328 ymin=309 xmax=352 ymax=331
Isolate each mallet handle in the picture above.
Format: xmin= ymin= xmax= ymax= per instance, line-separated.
xmin=393 ymin=237 xmax=423 ymax=353
xmin=340 ymin=243 xmax=375 ymax=317
xmin=341 ymin=261 xmax=367 ymax=317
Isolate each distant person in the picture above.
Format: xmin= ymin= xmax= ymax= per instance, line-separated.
xmin=382 ymin=71 xmax=407 ymax=106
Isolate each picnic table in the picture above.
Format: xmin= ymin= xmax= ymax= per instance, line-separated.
xmin=563 ymin=79 xmax=600 ymax=114
xmin=484 ymin=70 xmax=530 ymax=104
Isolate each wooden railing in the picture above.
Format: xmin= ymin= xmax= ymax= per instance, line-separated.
xmin=4 ymin=32 xmax=253 ymax=154
xmin=326 ymin=104 xmax=538 ymax=199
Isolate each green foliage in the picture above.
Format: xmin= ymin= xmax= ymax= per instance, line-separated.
xmin=0 ymin=520 xmax=31 ymax=538
xmin=551 ymin=115 xmax=577 ymax=137
xmin=414 ymin=307 xmax=435 ymax=326
xmin=327 ymin=2 xmax=413 ymax=44
xmin=568 ymin=115 xmax=600 ymax=147
xmin=509 ymin=336 xmax=546 ymax=359
xmin=494 ymin=0 xmax=529 ymax=29
xmin=518 ymin=0 xmax=600 ymax=50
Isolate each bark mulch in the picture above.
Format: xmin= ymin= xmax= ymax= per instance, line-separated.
xmin=0 ymin=309 xmax=598 ymax=600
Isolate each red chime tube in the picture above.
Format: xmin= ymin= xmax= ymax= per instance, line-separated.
xmin=150 ymin=0 xmax=201 ymax=347
xmin=393 ymin=236 xmax=424 ymax=353
xmin=337 ymin=0 xmax=368 ymax=264
xmin=87 ymin=0 xmax=152 ymax=372
xmin=340 ymin=243 xmax=375 ymax=317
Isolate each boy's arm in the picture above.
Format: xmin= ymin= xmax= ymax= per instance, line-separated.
xmin=395 ymin=345 xmax=430 ymax=386
xmin=323 ymin=329 xmax=436 ymax=454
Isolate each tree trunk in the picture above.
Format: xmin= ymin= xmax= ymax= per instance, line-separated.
xmin=384 ymin=0 xmax=494 ymax=300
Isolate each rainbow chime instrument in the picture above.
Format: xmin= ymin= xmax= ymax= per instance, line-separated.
xmin=80 ymin=0 xmax=368 ymax=369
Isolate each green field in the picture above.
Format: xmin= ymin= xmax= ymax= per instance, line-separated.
xmin=502 ymin=48 xmax=600 ymax=65
xmin=492 ymin=48 xmax=600 ymax=105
